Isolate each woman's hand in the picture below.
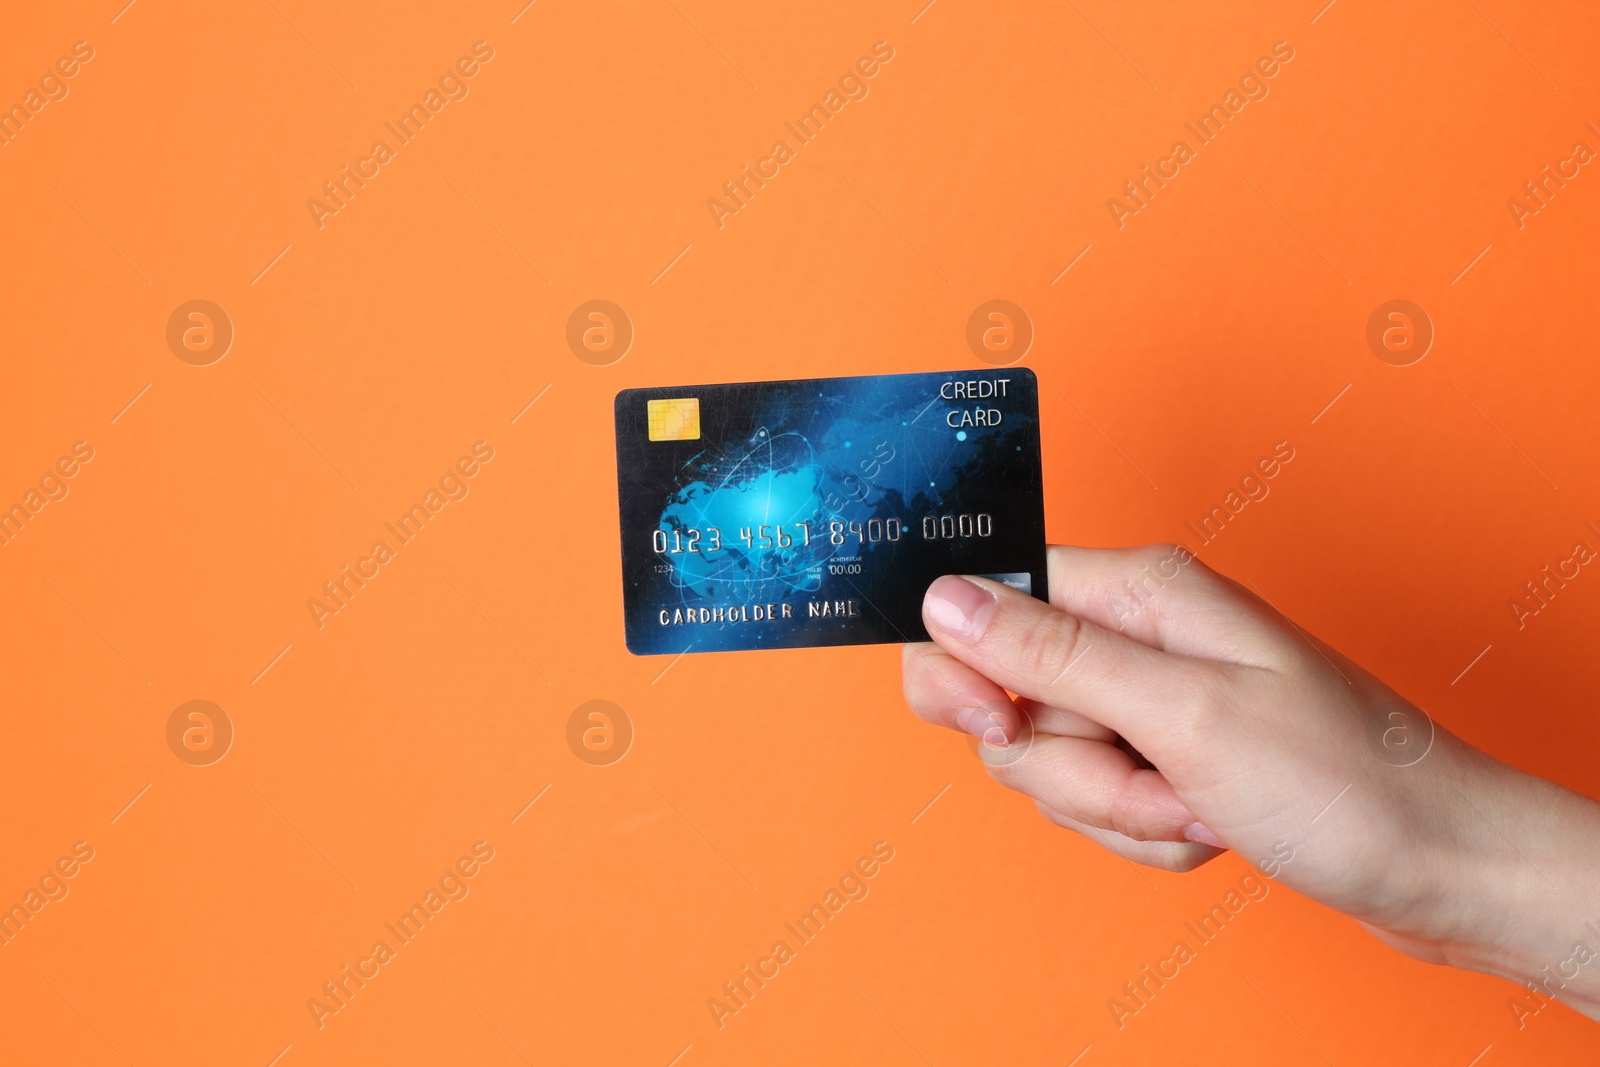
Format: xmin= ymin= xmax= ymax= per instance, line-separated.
xmin=902 ymin=544 xmax=1600 ymax=1018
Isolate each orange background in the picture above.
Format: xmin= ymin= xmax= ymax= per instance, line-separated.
xmin=2 ymin=1 xmax=1598 ymax=1063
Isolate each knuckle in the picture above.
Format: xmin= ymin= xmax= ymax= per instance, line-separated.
xmin=1142 ymin=541 xmax=1206 ymax=588
xmin=1105 ymin=793 xmax=1157 ymax=844
xmin=1137 ymin=541 xmax=1182 ymax=566
xmin=1167 ymin=669 xmax=1233 ymax=751
xmin=1005 ymin=610 xmax=1086 ymax=689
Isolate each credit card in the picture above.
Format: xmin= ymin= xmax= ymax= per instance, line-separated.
xmin=614 ymin=368 xmax=1047 ymax=655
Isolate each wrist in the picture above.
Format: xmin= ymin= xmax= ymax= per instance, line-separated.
xmin=1432 ymin=751 xmax=1600 ymax=1017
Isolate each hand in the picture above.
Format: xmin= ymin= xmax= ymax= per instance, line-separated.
xmin=902 ymin=544 xmax=1600 ymax=1017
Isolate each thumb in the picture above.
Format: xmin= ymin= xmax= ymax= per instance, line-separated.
xmin=921 ymin=574 xmax=1227 ymax=757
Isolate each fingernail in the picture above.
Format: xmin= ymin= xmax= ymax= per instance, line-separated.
xmin=1183 ymin=821 xmax=1227 ymax=849
xmin=956 ymin=707 xmax=1010 ymax=746
xmin=925 ymin=576 xmax=998 ymax=642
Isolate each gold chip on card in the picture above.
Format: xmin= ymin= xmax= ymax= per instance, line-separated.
xmin=647 ymin=398 xmax=700 ymax=441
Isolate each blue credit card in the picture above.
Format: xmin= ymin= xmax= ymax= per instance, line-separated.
xmin=614 ymin=368 xmax=1047 ymax=655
